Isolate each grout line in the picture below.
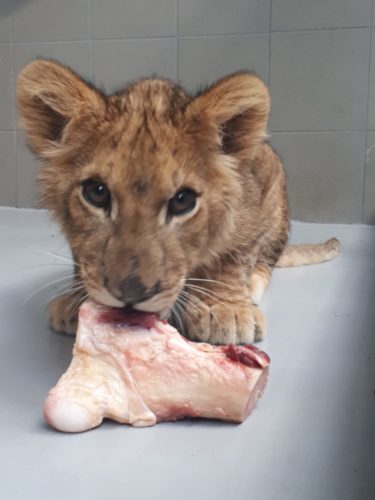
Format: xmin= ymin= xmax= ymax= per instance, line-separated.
xmin=268 ymin=0 xmax=272 ymax=86
xmin=176 ymin=0 xmax=179 ymax=82
xmin=270 ymin=25 xmax=371 ymax=34
xmin=8 ymin=12 xmax=18 ymax=208
xmin=10 ymin=40 xmax=93 ymax=45
xmin=180 ymin=32 xmax=270 ymax=40
xmin=4 ymin=25 xmax=371 ymax=48
xmin=362 ymin=0 xmax=374 ymax=223
xmin=10 ymin=36 xmax=178 ymax=45
xmin=88 ymin=0 xmax=93 ymax=82
xmin=9 ymin=17 xmax=16 ymax=129
xmin=180 ymin=26 xmax=371 ymax=39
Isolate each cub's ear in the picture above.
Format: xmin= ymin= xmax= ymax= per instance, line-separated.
xmin=17 ymin=59 xmax=105 ymax=158
xmin=186 ymin=72 xmax=270 ymax=160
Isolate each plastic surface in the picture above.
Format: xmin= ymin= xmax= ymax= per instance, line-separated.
xmin=0 ymin=207 xmax=374 ymax=500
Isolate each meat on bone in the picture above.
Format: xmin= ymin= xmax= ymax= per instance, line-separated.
xmin=44 ymin=301 xmax=270 ymax=432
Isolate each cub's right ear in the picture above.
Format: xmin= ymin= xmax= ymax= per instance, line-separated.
xmin=17 ymin=59 xmax=105 ymax=158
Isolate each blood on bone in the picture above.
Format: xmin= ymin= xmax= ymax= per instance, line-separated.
xmin=96 ymin=308 xmax=158 ymax=329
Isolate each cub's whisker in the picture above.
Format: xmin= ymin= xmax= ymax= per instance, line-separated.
xmin=185 ymin=278 xmax=236 ymax=290
xmin=71 ymin=290 xmax=89 ymax=316
xmin=33 ymin=249 xmax=77 ymax=265
xmin=23 ymin=275 xmax=80 ymax=306
xmin=176 ymin=292 xmax=207 ymax=340
xmin=39 ymin=276 xmax=84 ymax=300
xmin=40 ymin=282 xmax=86 ymax=309
xmin=26 ymin=262 xmax=74 ymax=270
xmin=184 ymin=284 xmax=228 ymax=306
xmin=171 ymin=302 xmax=184 ymax=334
xmin=178 ymin=290 xmax=202 ymax=314
xmin=174 ymin=296 xmax=199 ymax=340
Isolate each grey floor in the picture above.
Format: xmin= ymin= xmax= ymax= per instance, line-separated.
xmin=0 ymin=207 xmax=374 ymax=500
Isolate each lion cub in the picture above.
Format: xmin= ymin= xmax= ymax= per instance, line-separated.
xmin=17 ymin=60 xmax=339 ymax=344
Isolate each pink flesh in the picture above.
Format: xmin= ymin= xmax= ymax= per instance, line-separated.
xmin=44 ymin=301 xmax=270 ymax=432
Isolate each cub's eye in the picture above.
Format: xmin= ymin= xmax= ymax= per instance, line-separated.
xmin=81 ymin=179 xmax=111 ymax=210
xmin=168 ymin=188 xmax=197 ymax=217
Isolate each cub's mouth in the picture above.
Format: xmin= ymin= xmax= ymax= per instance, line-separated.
xmin=94 ymin=303 xmax=160 ymax=329
xmin=87 ymin=278 xmax=185 ymax=320
xmin=78 ymin=256 xmax=187 ymax=319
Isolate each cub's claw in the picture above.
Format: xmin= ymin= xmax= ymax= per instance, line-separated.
xmin=181 ymin=299 xmax=265 ymax=345
xmin=48 ymin=293 xmax=80 ymax=335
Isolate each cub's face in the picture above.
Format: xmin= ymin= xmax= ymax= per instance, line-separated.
xmin=47 ymin=90 xmax=241 ymax=313
xmin=17 ymin=61 xmax=269 ymax=314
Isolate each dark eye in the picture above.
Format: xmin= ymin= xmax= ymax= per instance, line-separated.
xmin=168 ymin=188 xmax=197 ymax=217
xmin=81 ymin=179 xmax=111 ymax=210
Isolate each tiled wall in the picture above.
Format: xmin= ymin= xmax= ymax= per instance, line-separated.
xmin=0 ymin=0 xmax=374 ymax=224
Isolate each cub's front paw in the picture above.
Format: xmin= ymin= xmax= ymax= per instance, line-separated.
xmin=181 ymin=299 xmax=265 ymax=345
xmin=48 ymin=293 xmax=80 ymax=335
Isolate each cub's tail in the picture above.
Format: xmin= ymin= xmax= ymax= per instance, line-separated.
xmin=276 ymin=237 xmax=341 ymax=268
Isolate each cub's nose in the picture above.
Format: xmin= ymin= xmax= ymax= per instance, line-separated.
xmin=119 ymin=275 xmax=161 ymax=305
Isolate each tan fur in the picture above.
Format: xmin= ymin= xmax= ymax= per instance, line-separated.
xmin=249 ymin=264 xmax=271 ymax=305
xmin=17 ymin=60 xmax=340 ymax=344
xmin=276 ymin=237 xmax=341 ymax=267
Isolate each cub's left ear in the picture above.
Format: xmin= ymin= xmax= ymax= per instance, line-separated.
xmin=186 ymin=72 xmax=270 ymax=160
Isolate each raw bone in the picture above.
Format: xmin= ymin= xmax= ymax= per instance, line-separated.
xmin=44 ymin=301 xmax=270 ymax=432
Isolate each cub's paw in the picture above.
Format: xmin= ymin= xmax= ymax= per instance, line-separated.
xmin=48 ymin=293 xmax=79 ymax=335
xmin=181 ymin=300 xmax=265 ymax=345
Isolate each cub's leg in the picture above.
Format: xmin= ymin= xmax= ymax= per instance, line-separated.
xmin=248 ymin=220 xmax=289 ymax=306
xmin=249 ymin=263 xmax=272 ymax=305
xmin=48 ymin=271 xmax=85 ymax=335
xmin=176 ymin=263 xmax=265 ymax=345
xmin=48 ymin=292 xmax=82 ymax=335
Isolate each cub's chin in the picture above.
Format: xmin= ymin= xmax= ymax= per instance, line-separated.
xmin=132 ymin=294 xmax=177 ymax=321
xmin=89 ymin=288 xmax=125 ymax=308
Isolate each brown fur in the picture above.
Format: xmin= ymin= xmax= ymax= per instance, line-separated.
xmin=17 ymin=60 xmax=340 ymax=343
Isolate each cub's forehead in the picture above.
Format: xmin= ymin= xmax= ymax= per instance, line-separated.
xmin=95 ymin=141 xmax=180 ymax=179
xmin=82 ymin=129 xmax=189 ymax=199
xmin=114 ymin=78 xmax=188 ymax=118
xmin=78 ymin=79 xmax=200 ymax=192
xmin=95 ymin=78 xmax=189 ymax=155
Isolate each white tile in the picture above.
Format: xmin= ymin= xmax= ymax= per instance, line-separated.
xmin=270 ymin=29 xmax=370 ymax=131
xmin=0 ymin=131 xmax=16 ymax=206
xmin=92 ymin=39 xmax=177 ymax=92
xmin=179 ymin=0 xmax=270 ymax=36
xmin=367 ymin=32 xmax=375 ymax=130
xmin=0 ymin=44 xmax=15 ymax=129
xmin=271 ymin=132 xmax=365 ymax=223
xmin=12 ymin=0 xmax=90 ymax=42
xmin=179 ymin=34 xmax=269 ymax=93
xmin=91 ymin=0 xmax=176 ymax=39
xmin=0 ymin=4 xmax=11 ymax=42
xmin=272 ymin=0 xmax=371 ymax=31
